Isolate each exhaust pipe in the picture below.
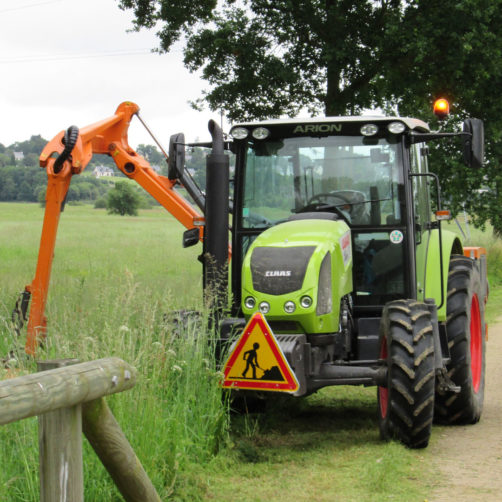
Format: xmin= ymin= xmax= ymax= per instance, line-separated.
xmin=204 ymin=120 xmax=229 ymax=316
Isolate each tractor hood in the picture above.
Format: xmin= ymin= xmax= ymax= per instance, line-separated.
xmin=241 ymin=216 xmax=352 ymax=334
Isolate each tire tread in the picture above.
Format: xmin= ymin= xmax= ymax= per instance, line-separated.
xmin=378 ymin=299 xmax=435 ymax=448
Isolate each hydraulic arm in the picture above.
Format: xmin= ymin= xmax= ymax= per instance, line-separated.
xmin=17 ymin=101 xmax=204 ymax=356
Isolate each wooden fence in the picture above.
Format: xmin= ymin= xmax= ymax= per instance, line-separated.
xmin=0 ymin=357 xmax=160 ymax=502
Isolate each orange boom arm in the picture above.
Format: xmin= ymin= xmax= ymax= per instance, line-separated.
xmin=22 ymin=101 xmax=204 ymax=356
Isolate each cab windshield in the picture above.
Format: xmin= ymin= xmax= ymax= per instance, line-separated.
xmin=242 ymin=135 xmax=403 ymax=228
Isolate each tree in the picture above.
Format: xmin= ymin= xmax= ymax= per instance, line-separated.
xmin=106 ymin=181 xmax=141 ymax=216
xmin=0 ymin=177 xmax=16 ymax=201
xmin=37 ymin=189 xmax=46 ymax=207
xmin=22 ymin=153 xmax=39 ymax=168
xmin=0 ymin=153 xmax=11 ymax=167
xmin=9 ymin=135 xmax=48 ymax=155
xmin=186 ymin=145 xmax=207 ymax=190
xmin=119 ymin=0 xmax=398 ymax=118
xmin=67 ymin=185 xmax=81 ymax=202
xmin=137 ymin=144 xmax=164 ymax=165
xmin=119 ymin=0 xmax=502 ymax=231
xmin=390 ymin=0 xmax=502 ymax=235
xmin=117 ymin=1 xmax=502 ymax=117
xmin=17 ymin=181 xmax=34 ymax=202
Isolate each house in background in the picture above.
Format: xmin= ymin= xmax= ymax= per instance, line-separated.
xmin=13 ymin=151 xmax=24 ymax=162
xmin=93 ymin=166 xmax=114 ymax=178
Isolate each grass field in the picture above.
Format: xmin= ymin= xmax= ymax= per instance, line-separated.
xmin=0 ymin=203 xmax=224 ymax=501
xmin=0 ymin=202 xmax=500 ymax=501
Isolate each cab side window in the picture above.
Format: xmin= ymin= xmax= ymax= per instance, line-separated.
xmin=410 ymin=143 xmax=432 ymax=300
xmin=410 ymin=143 xmax=431 ymax=240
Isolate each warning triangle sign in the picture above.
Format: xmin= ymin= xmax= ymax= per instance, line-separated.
xmin=221 ymin=312 xmax=299 ymax=393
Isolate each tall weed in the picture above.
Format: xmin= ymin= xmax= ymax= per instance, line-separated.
xmin=0 ymin=204 xmax=228 ymax=500
xmin=1 ymin=281 xmax=229 ymax=500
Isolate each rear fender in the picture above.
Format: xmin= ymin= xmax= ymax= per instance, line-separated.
xmin=464 ymin=246 xmax=489 ymax=304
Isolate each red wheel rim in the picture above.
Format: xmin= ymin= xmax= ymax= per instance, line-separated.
xmin=378 ymin=337 xmax=389 ymax=418
xmin=470 ymin=294 xmax=482 ymax=393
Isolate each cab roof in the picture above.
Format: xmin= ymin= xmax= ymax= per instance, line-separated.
xmin=231 ymin=116 xmax=430 ymax=133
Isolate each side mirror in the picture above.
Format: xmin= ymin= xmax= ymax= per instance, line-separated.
xmin=182 ymin=227 xmax=200 ymax=248
xmin=463 ymin=118 xmax=484 ymax=168
xmin=168 ymin=132 xmax=186 ymax=180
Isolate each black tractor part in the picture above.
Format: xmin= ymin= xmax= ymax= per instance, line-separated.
xmin=53 ymin=125 xmax=79 ymax=174
xmin=435 ymin=255 xmax=486 ymax=424
xmin=378 ymin=299 xmax=436 ymax=448
xmin=203 ymin=120 xmax=229 ymax=314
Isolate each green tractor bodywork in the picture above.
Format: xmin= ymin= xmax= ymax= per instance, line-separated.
xmin=241 ymin=218 xmax=352 ymax=334
xmin=421 ymin=228 xmax=463 ymax=321
xmin=175 ymin=113 xmax=487 ymax=448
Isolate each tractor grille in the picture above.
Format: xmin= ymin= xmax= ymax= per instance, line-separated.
xmin=250 ymin=246 xmax=315 ymax=295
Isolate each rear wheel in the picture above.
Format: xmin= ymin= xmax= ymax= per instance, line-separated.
xmin=435 ymin=255 xmax=486 ymax=424
xmin=378 ymin=300 xmax=435 ymax=448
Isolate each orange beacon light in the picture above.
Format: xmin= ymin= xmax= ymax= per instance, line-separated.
xmin=433 ymin=98 xmax=450 ymax=120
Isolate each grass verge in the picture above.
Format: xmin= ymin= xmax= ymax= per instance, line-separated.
xmin=201 ymin=387 xmax=433 ymax=501
xmin=0 ymin=203 xmax=227 ymax=501
xmin=0 ymin=203 xmax=500 ymax=501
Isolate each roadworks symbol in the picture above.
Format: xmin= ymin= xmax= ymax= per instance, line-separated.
xmin=221 ymin=312 xmax=299 ymax=393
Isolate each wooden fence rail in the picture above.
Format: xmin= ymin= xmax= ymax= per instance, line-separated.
xmin=0 ymin=357 xmax=161 ymax=502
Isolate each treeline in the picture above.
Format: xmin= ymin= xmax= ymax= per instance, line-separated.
xmin=0 ymin=134 xmax=210 ymax=203
xmin=0 ymin=136 xmax=167 ymax=203
xmin=0 ymin=164 xmax=114 ymax=203
xmin=0 ymin=135 xmax=46 ymax=167
xmin=0 ymin=135 xmax=117 ymax=203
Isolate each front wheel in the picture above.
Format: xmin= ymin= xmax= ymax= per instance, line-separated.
xmin=435 ymin=255 xmax=486 ymax=424
xmin=378 ymin=300 xmax=435 ymax=448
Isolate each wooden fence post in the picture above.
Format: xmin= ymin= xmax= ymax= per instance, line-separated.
xmin=0 ymin=357 xmax=160 ymax=501
xmin=37 ymin=359 xmax=83 ymax=502
xmin=82 ymin=398 xmax=161 ymax=502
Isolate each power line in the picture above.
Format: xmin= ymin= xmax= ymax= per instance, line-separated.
xmin=0 ymin=0 xmax=63 ymax=14
xmin=0 ymin=48 xmax=183 ymax=64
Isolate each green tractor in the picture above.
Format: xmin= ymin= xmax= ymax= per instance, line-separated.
xmin=17 ymin=100 xmax=486 ymax=451
xmin=180 ymin=108 xmax=487 ymax=449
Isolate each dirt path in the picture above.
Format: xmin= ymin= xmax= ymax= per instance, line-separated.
xmin=429 ymin=319 xmax=502 ymax=501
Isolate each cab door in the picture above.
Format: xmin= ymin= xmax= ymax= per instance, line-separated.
xmin=410 ymin=143 xmax=432 ymax=301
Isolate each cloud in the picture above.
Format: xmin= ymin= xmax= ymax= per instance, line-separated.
xmin=0 ymin=0 xmax=219 ymax=148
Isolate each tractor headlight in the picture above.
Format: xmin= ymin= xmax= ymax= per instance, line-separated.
xmin=387 ymin=121 xmax=406 ymax=134
xmin=284 ymin=301 xmax=296 ymax=314
xmin=230 ymin=127 xmax=249 ymax=140
xmin=244 ymin=296 xmax=256 ymax=310
xmin=259 ymin=301 xmax=270 ymax=314
xmin=300 ymin=296 xmax=313 ymax=309
xmin=360 ymin=124 xmax=378 ymax=136
xmin=252 ymin=127 xmax=270 ymax=140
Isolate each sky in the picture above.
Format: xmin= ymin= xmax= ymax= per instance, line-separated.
xmin=0 ymin=0 xmax=220 ymax=149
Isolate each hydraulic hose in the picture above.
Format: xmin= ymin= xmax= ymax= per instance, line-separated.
xmin=53 ymin=125 xmax=79 ymax=174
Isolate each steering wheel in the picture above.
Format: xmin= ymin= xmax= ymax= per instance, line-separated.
xmin=308 ymin=192 xmax=352 ymax=208
xmin=299 ymin=192 xmax=352 ymax=224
